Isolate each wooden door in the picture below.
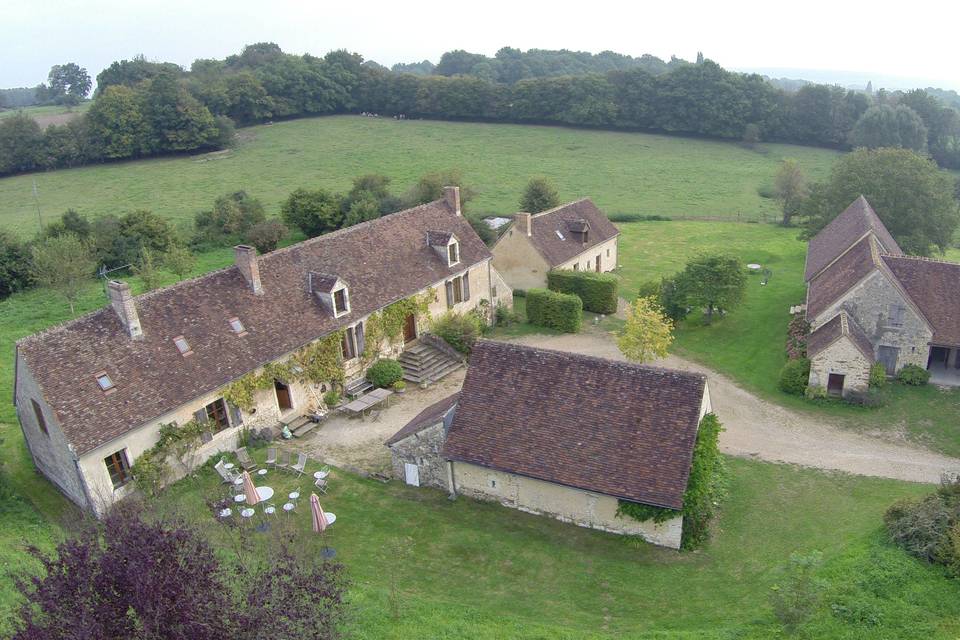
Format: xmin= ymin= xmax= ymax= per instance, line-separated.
xmin=827 ymin=373 xmax=845 ymax=397
xmin=403 ymin=313 xmax=417 ymax=343
xmin=595 ymin=255 xmax=601 ymax=272
xmin=274 ymin=379 xmax=292 ymax=411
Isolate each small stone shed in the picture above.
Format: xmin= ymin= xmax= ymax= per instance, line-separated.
xmin=385 ymin=393 xmax=459 ymax=488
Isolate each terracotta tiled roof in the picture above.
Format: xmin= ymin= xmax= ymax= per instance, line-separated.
xmin=804 ymin=196 xmax=902 ymax=281
xmin=385 ymin=392 xmax=459 ymax=446
xmin=17 ymin=199 xmax=490 ymax=455
xmin=524 ymin=199 xmax=619 ymax=267
xmin=806 ymin=235 xmax=879 ymax=321
xmin=442 ymin=341 xmax=707 ymax=510
xmin=882 ymin=255 xmax=960 ymax=345
xmin=426 ymin=230 xmax=453 ymax=246
xmin=308 ymin=273 xmax=341 ymax=293
xmin=807 ymin=312 xmax=874 ymax=362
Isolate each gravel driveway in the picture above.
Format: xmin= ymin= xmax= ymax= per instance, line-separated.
xmin=508 ymin=329 xmax=960 ymax=484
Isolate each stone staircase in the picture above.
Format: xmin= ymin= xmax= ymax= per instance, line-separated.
xmin=398 ymin=341 xmax=464 ymax=385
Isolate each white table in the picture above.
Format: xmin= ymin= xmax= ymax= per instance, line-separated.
xmin=283 ymin=502 xmax=295 ymax=512
xmin=233 ymin=494 xmax=245 ymax=503
xmin=324 ymin=512 xmax=337 ymax=526
xmin=255 ymin=486 xmax=274 ymax=502
xmin=257 ymin=469 xmax=268 ymax=476
xmin=223 ymin=462 xmax=235 ymax=470
xmin=240 ymin=508 xmax=255 ymax=519
xmin=233 ymin=477 xmax=243 ymax=485
xmin=314 ymin=470 xmax=329 ymax=480
xmin=288 ymin=491 xmax=300 ymax=501
xmin=747 ymin=263 xmax=762 ymax=271
xmin=219 ymin=508 xmax=232 ymax=518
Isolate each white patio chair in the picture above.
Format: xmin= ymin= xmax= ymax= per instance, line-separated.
xmin=214 ymin=459 xmax=239 ymax=484
xmin=265 ymin=447 xmax=278 ymax=468
xmin=291 ymin=452 xmax=307 ymax=477
xmin=314 ymin=476 xmax=328 ymax=494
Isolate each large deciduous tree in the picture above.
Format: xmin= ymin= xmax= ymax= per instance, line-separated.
xmin=281 ymin=188 xmax=344 ymax=237
xmin=31 ymin=233 xmax=95 ymax=315
xmin=520 ymin=177 xmax=561 ymax=213
xmin=678 ymin=253 xmax=746 ymax=324
xmin=618 ymin=297 xmax=674 ymax=363
xmin=800 ymin=148 xmax=959 ymax=256
xmin=0 ymin=232 xmax=34 ymax=299
xmin=848 ymin=104 xmax=928 ymax=152
xmin=0 ymin=113 xmax=44 ymax=174
xmin=773 ymin=159 xmax=808 ymax=226
xmin=44 ymin=63 xmax=92 ymax=106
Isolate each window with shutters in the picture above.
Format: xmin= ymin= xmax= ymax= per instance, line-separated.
xmin=887 ymin=304 xmax=906 ymax=328
xmin=31 ymin=399 xmax=49 ymax=436
xmin=104 ymin=449 xmax=131 ymax=489
xmin=445 ymin=275 xmax=470 ymax=307
xmin=204 ymin=398 xmax=230 ymax=432
xmin=341 ymin=325 xmax=358 ymax=360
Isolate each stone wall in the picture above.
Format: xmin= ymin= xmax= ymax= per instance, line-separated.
xmin=388 ymin=422 xmax=449 ymax=490
xmin=812 ymin=270 xmax=931 ymax=372
xmin=808 ymin=336 xmax=872 ymax=396
xmin=452 ymin=461 xmax=684 ymax=549
xmin=491 ymin=226 xmax=552 ymax=290
xmin=553 ymin=236 xmax=620 ymax=275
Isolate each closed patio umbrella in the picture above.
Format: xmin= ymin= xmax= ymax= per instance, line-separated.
xmin=243 ymin=471 xmax=260 ymax=506
xmin=310 ymin=493 xmax=326 ymax=533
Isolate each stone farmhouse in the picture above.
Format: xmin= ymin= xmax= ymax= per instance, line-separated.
xmin=491 ymin=199 xmax=619 ymax=290
xmin=386 ymin=341 xmax=712 ymax=549
xmin=805 ymin=195 xmax=960 ymax=396
xmin=15 ymin=188 xmax=512 ymax=514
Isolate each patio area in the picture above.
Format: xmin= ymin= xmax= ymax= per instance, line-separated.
xmin=297 ymin=369 xmax=466 ymax=474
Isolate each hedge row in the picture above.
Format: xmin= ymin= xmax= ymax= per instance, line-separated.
xmin=526 ymin=288 xmax=582 ymax=333
xmin=547 ymin=270 xmax=618 ymax=314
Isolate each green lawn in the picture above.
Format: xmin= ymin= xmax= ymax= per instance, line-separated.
xmin=144 ymin=449 xmax=958 ymax=639
xmin=0 ymin=115 xmax=838 ymax=239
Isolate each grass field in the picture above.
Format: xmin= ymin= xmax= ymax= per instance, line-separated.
xmin=0 ymin=115 xmax=839 ymax=239
xmin=0 ymin=103 xmax=89 ymax=128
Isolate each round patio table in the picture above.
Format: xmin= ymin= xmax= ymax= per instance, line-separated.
xmin=313 ymin=470 xmax=329 ymax=480
xmin=219 ymin=508 xmax=232 ymax=518
xmin=257 ymin=468 xmax=268 ymax=476
xmin=324 ymin=513 xmax=337 ymax=526
xmin=223 ymin=462 xmax=235 ymax=470
xmin=282 ymin=502 xmax=295 ymax=513
xmin=233 ymin=494 xmax=245 ymax=503
xmin=240 ymin=508 xmax=255 ymax=519
xmin=288 ymin=491 xmax=300 ymax=501
xmin=233 ymin=477 xmax=243 ymax=485
xmin=254 ymin=486 xmax=274 ymax=502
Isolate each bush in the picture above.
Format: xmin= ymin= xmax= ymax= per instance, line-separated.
xmin=778 ymin=358 xmax=810 ymax=395
xmin=512 ymin=289 xmax=526 ymax=298
xmin=897 ymin=364 xmax=930 ymax=386
xmin=607 ymin=212 xmax=672 ymax=222
xmin=430 ymin=311 xmax=485 ymax=354
xmin=869 ymin=362 xmax=887 ymax=389
xmin=323 ymin=390 xmax=340 ymax=407
xmin=785 ymin=315 xmax=810 ymax=360
xmin=769 ymin=551 xmax=825 ymax=633
xmin=526 ymin=288 xmax=582 ymax=333
xmin=365 ymin=359 xmax=404 ymax=388
xmin=494 ymin=303 xmax=518 ymax=327
xmin=884 ymin=476 xmax=960 ymax=574
xmin=194 ymin=191 xmax=266 ymax=245
xmin=547 ymin=270 xmax=618 ymax=314
xmin=244 ymin=219 xmax=288 ymax=253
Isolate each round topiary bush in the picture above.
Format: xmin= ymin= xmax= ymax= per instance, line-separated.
xmin=366 ymin=358 xmax=404 ymax=388
xmin=897 ymin=364 xmax=930 ymax=386
xmin=778 ymin=358 xmax=811 ymax=395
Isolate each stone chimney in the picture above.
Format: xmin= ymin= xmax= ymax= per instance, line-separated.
xmin=234 ymin=245 xmax=263 ymax=295
xmin=107 ymin=280 xmax=142 ymax=339
xmin=514 ymin=212 xmax=532 ymax=236
xmin=443 ymin=186 xmax=461 ymax=216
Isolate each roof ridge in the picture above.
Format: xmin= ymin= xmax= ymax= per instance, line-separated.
xmin=476 ymin=339 xmax=706 ymax=383
xmin=882 ymin=253 xmax=960 ymax=267
xmin=529 ymin=198 xmax=592 ymax=218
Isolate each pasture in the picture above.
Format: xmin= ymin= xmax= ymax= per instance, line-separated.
xmin=0 ymin=115 xmax=839 ymax=238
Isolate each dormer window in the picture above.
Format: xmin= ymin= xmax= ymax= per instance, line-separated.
xmin=333 ymin=288 xmax=349 ymax=316
xmin=229 ymin=318 xmax=246 ymax=335
xmin=95 ymin=372 xmax=115 ymax=392
xmin=173 ymin=336 xmax=192 ymax=356
xmin=448 ymin=242 xmax=460 ymax=266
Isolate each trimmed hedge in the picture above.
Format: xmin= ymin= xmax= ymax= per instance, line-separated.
xmin=547 ymin=270 xmax=618 ymax=314
xmin=526 ymin=288 xmax=582 ymax=333
xmin=778 ymin=358 xmax=810 ymax=395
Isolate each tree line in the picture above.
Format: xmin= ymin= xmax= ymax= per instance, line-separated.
xmin=3 ymin=43 xmax=960 ymax=177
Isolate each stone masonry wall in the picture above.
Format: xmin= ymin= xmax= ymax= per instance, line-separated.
xmin=388 ymin=422 xmax=449 ymax=490
xmin=809 ymin=336 xmax=871 ymax=395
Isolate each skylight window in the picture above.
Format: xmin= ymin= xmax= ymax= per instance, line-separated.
xmin=96 ymin=373 xmax=115 ymax=391
xmin=229 ymin=318 xmax=245 ymax=334
xmin=173 ymin=336 xmax=192 ymax=356
xmin=555 ymin=230 xmax=565 ymax=240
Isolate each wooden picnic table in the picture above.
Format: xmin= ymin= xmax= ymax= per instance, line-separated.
xmin=344 ymin=388 xmax=393 ymax=418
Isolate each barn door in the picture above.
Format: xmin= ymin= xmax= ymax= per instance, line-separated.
xmin=403 ymin=463 xmax=420 ymax=487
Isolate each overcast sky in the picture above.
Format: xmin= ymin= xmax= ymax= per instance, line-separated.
xmin=3 ymin=0 xmax=958 ymax=91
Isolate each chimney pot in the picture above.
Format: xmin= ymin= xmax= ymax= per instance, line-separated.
xmin=107 ymin=280 xmax=143 ymax=339
xmin=443 ymin=186 xmax=461 ymax=216
xmin=514 ymin=212 xmax=532 ymax=237
xmin=234 ymin=245 xmax=263 ymax=295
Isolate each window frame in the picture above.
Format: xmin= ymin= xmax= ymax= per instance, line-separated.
xmin=447 ymin=241 xmax=460 ymax=266
xmin=887 ymin=304 xmax=906 ymax=328
xmin=333 ymin=287 xmax=350 ymax=317
xmin=204 ymin=398 xmax=230 ymax=432
xmin=31 ymin=399 xmax=49 ymax=436
xmin=104 ymin=449 xmax=131 ymax=489
xmin=228 ymin=317 xmax=246 ymax=336
xmin=173 ymin=335 xmax=193 ymax=356
xmin=95 ymin=371 xmax=115 ymax=393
